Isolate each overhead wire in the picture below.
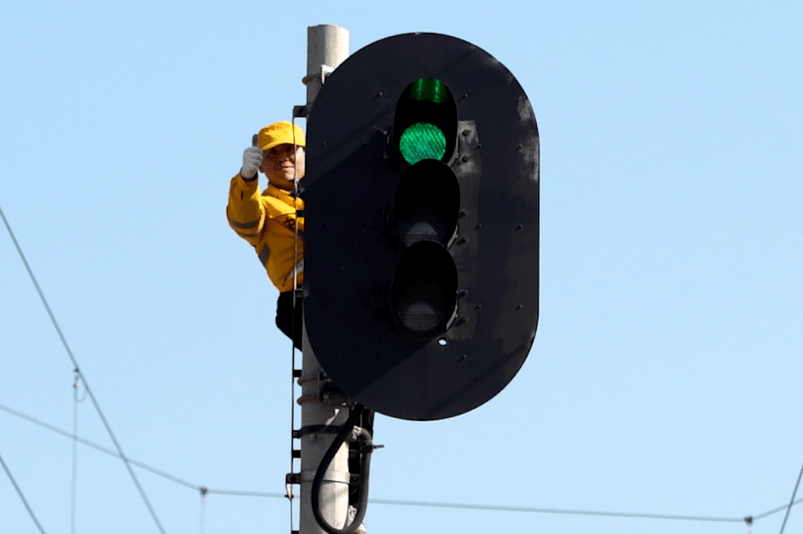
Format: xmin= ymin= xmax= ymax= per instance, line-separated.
xmin=6 ymin=203 xmax=803 ymax=532
xmin=1 ymin=204 xmax=167 ymax=534
xmin=0 ymin=450 xmax=48 ymax=534
xmin=778 ymin=460 xmax=803 ymax=534
xmin=3 ymin=400 xmax=803 ymax=528
xmin=368 ymin=498 xmax=746 ymax=523
xmin=0 ymin=401 xmax=284 ymax=498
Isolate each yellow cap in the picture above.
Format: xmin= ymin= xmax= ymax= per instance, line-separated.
xmin=257 ymin=121 xmax=306 ymax=151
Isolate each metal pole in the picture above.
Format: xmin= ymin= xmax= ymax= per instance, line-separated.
xmin=298 ymin=24 xmax=350 ymax=534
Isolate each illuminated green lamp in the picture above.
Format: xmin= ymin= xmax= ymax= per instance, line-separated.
xmin=398 ymin=78 xmax=448 ymax=165
xmin=399 ymin=123 xmax=446 ymax=164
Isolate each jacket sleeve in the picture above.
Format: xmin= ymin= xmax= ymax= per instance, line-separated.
xmin=226 ymin=174 xmax=265 ymax=247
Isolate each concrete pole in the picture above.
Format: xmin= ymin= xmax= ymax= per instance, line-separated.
xmin=305 ymin=25 xmax=350 ymax=111
xmin=298 ymin=24 xmax=350 ymax=534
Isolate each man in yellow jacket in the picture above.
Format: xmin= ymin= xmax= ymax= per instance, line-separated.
xmin=230 ymin=122 xmax=373 ymax=533
xmin=227 ymin=121 xmax=306 ymax=349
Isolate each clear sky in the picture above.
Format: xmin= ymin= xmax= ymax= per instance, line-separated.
xmin=2 ymin=1 xmax=802 ymax=534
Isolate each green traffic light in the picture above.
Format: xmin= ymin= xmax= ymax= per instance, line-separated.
xmin=399 ymin=122 xmax=446 ymax=165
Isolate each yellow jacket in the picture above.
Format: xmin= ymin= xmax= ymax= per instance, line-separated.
xmin=227 ymin=175 xmax=304 ymax=292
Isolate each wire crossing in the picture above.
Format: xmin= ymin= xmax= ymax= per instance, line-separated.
xmin=1 ymin=205 xmax=167 ymax=534
xmin=5 ymin=204 xmax=803 ymax=532
xmin=779 ymin=460 xmax=803 ymax=534
xmin=3 ymin=400 xmax=803 ymax=528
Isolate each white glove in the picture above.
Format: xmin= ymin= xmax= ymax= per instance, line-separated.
xmin=241 ymin=146 xmax=263 ymax=179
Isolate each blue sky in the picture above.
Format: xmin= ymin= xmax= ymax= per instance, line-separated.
xmin=2 ymin=1 xmax=802 ymax=533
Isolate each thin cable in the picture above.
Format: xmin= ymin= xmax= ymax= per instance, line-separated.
xmin=4 ymin=400 xmax=803 ymax=525
xmin=288 ymin=116 xmax=302 ymax=534
xmin=779 ymin=460 xmax=803 ymax=534
xmin=289 ymin=116 xmax=304 ymax=351
xmin=369 ymin=498 xmax=743 ymax=523
xmin=754 ymin=499 xmax=803 ymax=521
xmin=1 ymin=204 xmax=167 ymax=534
xmin=0 ymin=401 xmax=283 ymax=497
xmin=200 ymin=488 xmax=207 ymax=534
xmin=0 ymin=451 xmax=48 ymax=534
xmin=207 ymin=488 xmax=284 ymax=497
xmin=311 ymin=405 xmax=367 ymax=534
xmin=70 ymin=369 xmax=83 ymax=534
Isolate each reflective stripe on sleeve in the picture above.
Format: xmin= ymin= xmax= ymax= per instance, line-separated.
xmin=227 ymin=216 xmax=261 ymax=230
xmin=258 ymin=245 xmax=271 ymax=267
xmin=235 ymin=228 xmax=260 ymax=238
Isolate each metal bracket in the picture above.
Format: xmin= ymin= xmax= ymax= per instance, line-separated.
xmin=286 ymin=469 xmax=351 ymax=486
xmin=293 ymin=424 xmax=342 ymax=439
xmin=301 ymin=64 xmax=336 ymax=87
xmin=293 ymin=105 xmax=307 ymax=119
xmin=321 ymin=382 xmax=350 ymax=406
xmin=298 ymin=370 xmax=352 ymax=408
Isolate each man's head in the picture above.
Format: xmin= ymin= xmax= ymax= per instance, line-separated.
xmin=257 ymin=121 xmax=306 ymax=190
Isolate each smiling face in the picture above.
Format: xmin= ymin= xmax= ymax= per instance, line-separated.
xmin=261 ymin=143 xmax=305 ymax=190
